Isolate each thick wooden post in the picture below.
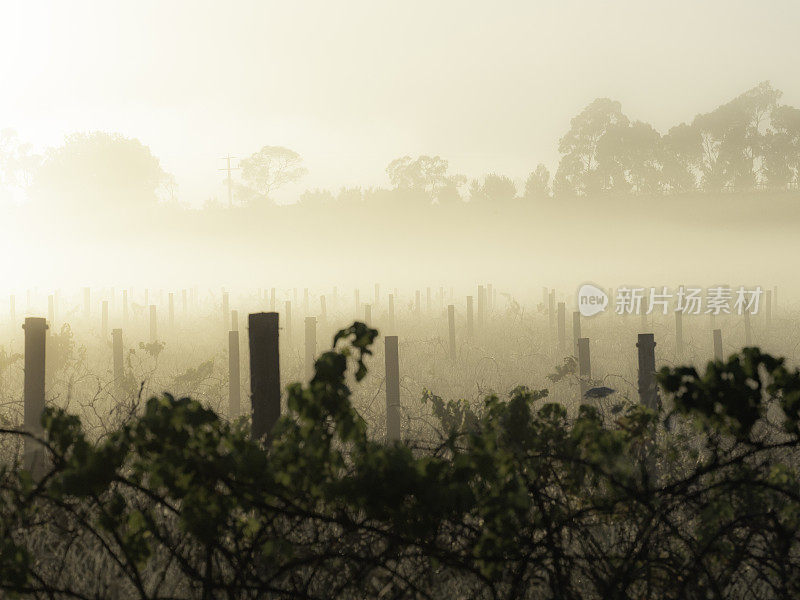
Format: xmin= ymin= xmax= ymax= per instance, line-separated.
xmin=149 ymin=305 xmax=157 ymax=343
xmin=744 ymin=310 xmax=752 ymax=346
xmin=466 ymin=295 xmax=474 ymax=338
xmin=305 ymin=316 xmax=316 ymax=381
xmin=557 ymin=302 xmax=566 ymax=353
xmin=112 ymin=328 xmax=124 ymax=383
xmin=102 ymin=300 xmax=109 ymax=338
xmin=385 ymin=335 xmax=401 ymax=442
xmin=229 ymin=329 xmax=240 ymax=418
xmin=675 ymin=310 xmax=684 ymax=357
xmin=572 ymin=311 xmax=581 ymax=355
xmin=578 ymin=337 xmax=591 ymax=401
xmin=250 ymin=312 xmax=280 ymax=440
xmin=23 ymin=317 xmax=47 ymax=476
xmin=637 ymin=333 xmax=658 ymax=410
xmin=447 ymin=304 xmax=456 ymax=360
xmin=713 ymin=328 xmax=723 ymax=361
xmin=168 ymin=293 xmax=175 ymax=330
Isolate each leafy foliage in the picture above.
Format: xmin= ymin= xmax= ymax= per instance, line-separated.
xmin=2 ymin=334 xmax=800 ymax=598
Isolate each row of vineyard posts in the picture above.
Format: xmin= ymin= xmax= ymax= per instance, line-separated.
xmin=8 ymin=282 xmax=778 ymax=477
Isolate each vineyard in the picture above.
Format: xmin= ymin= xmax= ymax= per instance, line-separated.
xmin=2 ymin=285 xmax=800 ymax=598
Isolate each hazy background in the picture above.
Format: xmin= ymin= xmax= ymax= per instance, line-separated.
xmin=2 ymin=0 xmax=799 ymax=203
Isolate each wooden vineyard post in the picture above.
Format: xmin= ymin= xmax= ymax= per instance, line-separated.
xmin=83 ymin=287 xmax=90 ymax=320
xmin=765 ymin=289 xmax=772 ymax=331
xmin=385 ymin=335 xmax=401 ymax=442
xmin=447 ymin=304 xmax=456 ymax=361
xmin=112 ymin=328 xmax=124 ymax=384
xmin=637 ymin=333 xmax=658 ymax=410
xmin=23 ymin=317 xmax=47 ymax=477
xmin=578 ymin=337 xmax=591 ymax=402
xmin=285 ymin=300 xmax=293 ymax=346
xmin=466 ymin=296 xmax=474 ymax=338
xmin=102 ymin=300 xmax=109 ymax=338
xmin=557 ymin=302 xmax=566 ymax=353
xmin=168 ymin=293 xmax=175 ymax=330
xmin=250 ymin=312 xmax=280 ymax=440
xmin=744 ymin=310 xmax=752 ymax=346
xmin=364 ymin=304 xmax=372 ymax=326
xmin=305 ymin=316 xmax=317 ymax=381
xmin=572 ymin=311 xmax=581 ymax=355
xmin=477 ymin=286 xmax=486 ymax=331
xmin=229 ymin=329 xmax=240 ymax=419
xmin=675 ymin=310 xmax=684 ymax=357
xmin=149 ymin=305 xmax=157 ymax=343
xmin=713 ymin=328 xmax=723 ymax=362
xmin=122 ymin=289 xmax=129 ymax=328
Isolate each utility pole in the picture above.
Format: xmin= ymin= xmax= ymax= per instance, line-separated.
xmin=218 ymin=154 xmax=239 ymax=208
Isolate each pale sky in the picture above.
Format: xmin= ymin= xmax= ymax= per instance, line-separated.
xmin=2 ymin=0 xmax=798 ymax=204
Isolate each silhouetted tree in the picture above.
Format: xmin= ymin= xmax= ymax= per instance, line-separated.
xmin=32 ymin=131 xmax=168 ymax=212
xmin=385 ymin=155 xmax=450 ymax=200
xmin=523 ymin=164 xmax=551 ymax=200
xmin=299 ymin=188 xmax=336 ymax=207
xmin=554 ymin=98 xmax=629 ymax=196
xmin=662 ymin=123 xmax=702 ymax=193
xmin=763 ymin=104 xmax=800 ymax=189
xmin=239 ymin=145 xmax=307 ymax=204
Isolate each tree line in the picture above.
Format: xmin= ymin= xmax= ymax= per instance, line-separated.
xmin=1 ymin=81 xmax=798 ymax=209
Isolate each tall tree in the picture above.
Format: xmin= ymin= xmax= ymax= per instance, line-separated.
xmin=554 ymin=98 xmax=629 ymax=196
xmin=239 ymin=146 xmax=307 ymax=204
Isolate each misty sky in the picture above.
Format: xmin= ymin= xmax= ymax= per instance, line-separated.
xmin=2 ymin=0 xmax=798 ymax=205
